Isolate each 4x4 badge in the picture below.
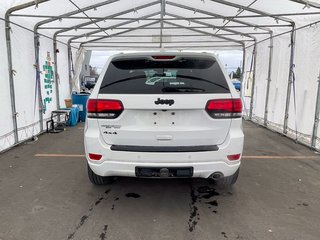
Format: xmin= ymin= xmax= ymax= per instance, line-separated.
xmin=154 ymin=98 xmax=174 ymax=106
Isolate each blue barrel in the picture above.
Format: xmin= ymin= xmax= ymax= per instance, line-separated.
xmin=71 ymin=92 xmax=90 ymax=122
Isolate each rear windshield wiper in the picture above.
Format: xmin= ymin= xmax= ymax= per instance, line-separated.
xmin=161 ymin=87 xmax=205 ymax=93
xmin=176 ymin=74 xmax=230 ymax=91
xmin=100 ymin=75 xmax=146 ymax=90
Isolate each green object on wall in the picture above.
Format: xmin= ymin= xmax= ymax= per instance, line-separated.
xmin=42 ymin=52 xmax=54 ymax=114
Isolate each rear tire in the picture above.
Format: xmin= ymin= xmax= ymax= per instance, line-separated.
xmin=87 ymin=164 xmax=113 ymax=185
xmin=216 ymin=168 xmax=239 ymax=188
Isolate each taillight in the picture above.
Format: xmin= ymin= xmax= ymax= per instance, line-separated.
xmin=87 ymin=99 xmax=123 ymax=119
xmin=206 ymin=99 xmax=242 ymax=119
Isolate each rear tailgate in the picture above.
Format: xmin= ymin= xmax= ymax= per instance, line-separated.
xmin=97 ymin=94 xmax=232 ymax=147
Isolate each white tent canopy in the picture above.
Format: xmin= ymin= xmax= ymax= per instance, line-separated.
xmin=1 ymin=0 xmax=320 ymax=152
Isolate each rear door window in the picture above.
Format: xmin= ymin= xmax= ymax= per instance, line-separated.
xmin=99 ymin=57 xmax=230 ymax=94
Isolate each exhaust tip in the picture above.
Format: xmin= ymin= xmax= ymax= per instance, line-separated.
xmin=210 ymin=172 xmax=224 ymax=180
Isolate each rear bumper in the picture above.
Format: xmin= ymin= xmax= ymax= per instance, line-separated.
xmin=84 ymin=119 xmax=243 ymax=178
xmin=88 ymin=160 xmax=240 ymax=179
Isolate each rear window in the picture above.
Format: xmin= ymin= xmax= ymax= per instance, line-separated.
xmin=99 ymin=57 xmax=230 ymax=94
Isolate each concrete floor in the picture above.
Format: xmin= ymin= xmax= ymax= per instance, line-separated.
xmin=1 ymin=121 xmax=320 ymax=240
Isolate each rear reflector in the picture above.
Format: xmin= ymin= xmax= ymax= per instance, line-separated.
xmin=89 ymin=153 xmax=102 ymax=161
xmin=227 ymin=154 xmax=241 ymax=161
xmin=87 ymin=99 xmax=123 ymax=119
xmin=152 ymin=55 xmax=176 ymax=60
xmin=206 ymin=99 xmax=242 ymax=118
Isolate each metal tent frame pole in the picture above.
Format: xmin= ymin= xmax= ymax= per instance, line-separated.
xmin=11 ymin=11 xmax=320 ymax=20
xmin=81 ymin=45 xmax=243 ymax=49
xmin=249 ymin=42 xmax=258 ymax=120
xmin=64 ymin=33 xmax=268 ymax=39
xmin=240 ymin=46 xmax=246 ymax=97
xmin=52 ymin=39 xmax=61 ymax=109
xmin=5 ymin=13 xmax=19 ymax=144
xmin=263 ymin=32 xmax=274 ymax=126
xmin=160 ymin=0 xmax=165 ymax=48
xmin=311 ymin=71 xmax=320 ymax=148
xmin=52 ymin=34 xmax=64 ymax=108
xmin=33 ymin=33 xmax=44 ymax=132
xmin=283 ymin=24 xmax=296 ymax=134
xmin=38 ymin=24 xmax=291 ymax=30
xmin=67 ymin=43 xmax=73 ymax=94
xmin=76 ymin=40 xmax=240 ymax=44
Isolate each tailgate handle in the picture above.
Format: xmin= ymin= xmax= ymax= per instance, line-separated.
xmin=156 ymin=135 xmax=173 ymax=141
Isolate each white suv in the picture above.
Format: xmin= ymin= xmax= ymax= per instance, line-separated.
xmin=84 ymin=52 xmax=244 ymax=187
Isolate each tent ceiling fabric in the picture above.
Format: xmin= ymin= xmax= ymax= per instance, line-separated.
xmin=4 ymin=0 xmax=320 ymax=50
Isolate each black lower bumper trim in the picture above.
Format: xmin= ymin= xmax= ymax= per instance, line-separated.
xmin=136 ymin=167 xmax=193 ymax=178
xmin=110 ymin=145 xmax=218 ymax=152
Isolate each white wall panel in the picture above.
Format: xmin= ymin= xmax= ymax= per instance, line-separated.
xmin=0 ymin=13 xmax=15 ymax=152
xmin=39 ymin=35 xmax=58 ymax=121
xmin=57 ymin=43 xmax=72 ymax=108
xmin=266 ymin=34 xmax=291 ymax=126
xmin=287 ymin=25 xmax=320 ymax=143
xmin=10 ymin=25 xmax=40 ymax=142
xmin=252 ymin=40 xmax=269 ymax=119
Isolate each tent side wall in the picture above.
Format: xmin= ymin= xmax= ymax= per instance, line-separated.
xmin=244 ymin=23 xmax=320 ymax=149
xmin=0 ymin=17 xmax=15 ymax=151
xmin=0 ymin=16 xmax=73 ymax=152
xmin=251 ymin=39 xmax=269 ymax=120
xmin=247 ymin=34 xmax=291 ymax=127
xmin=289 ymin=24 xmax=320 ymax=146
xmin=266 ymin=35 xmax=291 ymax=129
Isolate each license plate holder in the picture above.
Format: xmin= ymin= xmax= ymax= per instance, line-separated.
xmin=135 ymin=167 xmax=193 ymax=178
